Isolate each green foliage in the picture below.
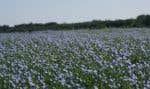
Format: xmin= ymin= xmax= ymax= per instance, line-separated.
xmin=136 ymin=15 xmax=150 ymax=27
xmin=0 ymin=15 xmax=150 ymax=32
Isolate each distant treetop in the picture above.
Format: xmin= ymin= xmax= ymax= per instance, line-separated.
xmin=0 ymin=15 xmax=150 ymax=32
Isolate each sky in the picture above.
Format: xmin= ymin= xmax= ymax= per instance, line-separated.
xmin=0 ymin=0 xmax=150 ymax=26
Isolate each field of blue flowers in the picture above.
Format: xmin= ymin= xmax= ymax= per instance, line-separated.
xmin=0 ymin=28 xmax=150 ymax=89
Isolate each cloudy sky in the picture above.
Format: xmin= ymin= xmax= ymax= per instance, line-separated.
xmin=0 ymin=0 xmax=150 ymax=26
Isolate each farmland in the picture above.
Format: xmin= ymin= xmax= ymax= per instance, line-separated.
xmin=0 ymin=28 xmax=150 ymax=89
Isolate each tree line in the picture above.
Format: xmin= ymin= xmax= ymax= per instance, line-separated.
xmin=0 ymin=15 xmax=150 ymax=32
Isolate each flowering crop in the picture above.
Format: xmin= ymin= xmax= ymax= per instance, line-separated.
xmin=0 ymin=28 xmax=150 ymax=89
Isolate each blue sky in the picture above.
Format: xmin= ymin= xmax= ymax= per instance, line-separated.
xmin=0 ymin=0 xmax=150 ymax=26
